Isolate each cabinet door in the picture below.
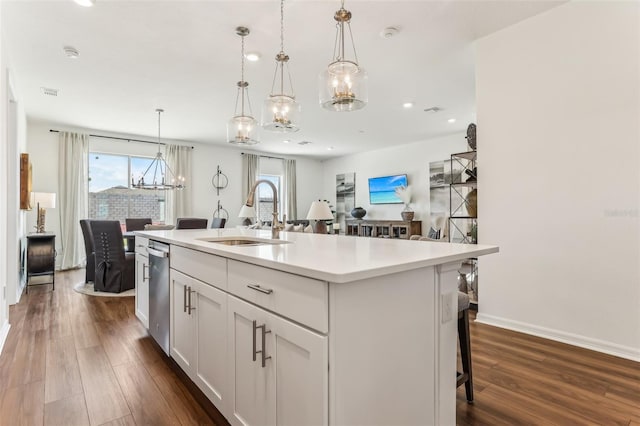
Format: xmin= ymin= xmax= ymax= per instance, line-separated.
xmin=227 ymin=296 xmax=328 ymax=426
xmin=227 ymin=296 xmax=273 ymax=426
xmin=268 ymin=310 xmax=328 ymax=426
xmin=135 ymin=254 xmax=149 ymax=328
xmin=170 ymin=269 xmax=196 ymax=373
xmin=192 ymin=279 xmax=227 ymax=411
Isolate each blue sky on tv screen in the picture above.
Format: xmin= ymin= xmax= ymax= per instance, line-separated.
xmin=368 ymin=175 xmax=407 ymax=204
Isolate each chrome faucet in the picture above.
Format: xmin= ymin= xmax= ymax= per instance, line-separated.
xmin=244 ymin=179 xmax=286 ymax=239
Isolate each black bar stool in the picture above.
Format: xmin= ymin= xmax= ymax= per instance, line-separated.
xmin=457 ymin=291 xmax=474 ymax=403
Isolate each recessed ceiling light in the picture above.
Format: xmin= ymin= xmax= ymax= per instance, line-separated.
xmin=402 ymin=102 xmax=414 ymax=109
xmin=327 ymin=146 xmax=334 ymax=151
xmin=448 ymin=118 xmax=456 ymax=123
xmin=282 ymin=139 xmax=290 ymax=144
xmin=63 ymin=46 xmax=80 ymax=59
xmin=74 ymin=0 xmax=95 ymax=7
xmin=245 ymin=52 xmax=261 ymax=62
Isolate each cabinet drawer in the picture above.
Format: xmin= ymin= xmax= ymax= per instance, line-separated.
xmin=135 ymin=236 xmax=149 ymax=256
xmin=171 ymin=245 xmax=227 ymax=291
xmin=228 ymin=260 xmax=328 ymax=333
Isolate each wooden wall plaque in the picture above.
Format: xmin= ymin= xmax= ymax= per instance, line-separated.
xmin=20 ymin=153 xmax=32 ymax=210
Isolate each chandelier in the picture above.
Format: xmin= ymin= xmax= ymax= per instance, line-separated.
xmin=228 ymin=27 xmax=259 ymax=145
xmin=319 ymin=0 xmax=368 ymax=112
xmin=261 ymin=0 xmax=300 ymax=132
xmin=131 ymin=109 xmax=185 ymax=190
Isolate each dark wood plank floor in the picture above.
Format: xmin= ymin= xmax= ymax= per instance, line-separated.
xmin=1 ymin=269 xmax=638 ymax=425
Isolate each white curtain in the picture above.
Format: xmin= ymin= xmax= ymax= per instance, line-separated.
xmin=284 ymin=159 xmax=297 ymax=219
xmin=165 ymin=144 xmax=192 ymax=226
xmin=58 ymin=132 xmax=89 ymax=270
xmin=242 ymin=153 xmax=260 ymax=201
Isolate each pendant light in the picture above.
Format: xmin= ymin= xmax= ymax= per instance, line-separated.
xmin=131 ymin=109 xmax=185 ymax=190
xmin=228 ymin=27 xmax=259 ymax=145
xmin=319 ymin=0 xmax=368 ymax=112
xmin=261 ymin=0 xmax=300 ymax=132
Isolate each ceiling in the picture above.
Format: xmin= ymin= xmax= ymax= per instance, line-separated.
xmin=2 ymin=0 xmax=564 ymax=159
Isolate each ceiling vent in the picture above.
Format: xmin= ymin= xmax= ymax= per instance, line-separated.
xmin=424 ymin=106 xmax=442 ymax=113
xmin=41 ymin=87 xmax=58 ymax=97
xmin=298 ymin=141 xmax=312 ymax=146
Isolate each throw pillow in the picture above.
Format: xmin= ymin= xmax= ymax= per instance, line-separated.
xmin=284 ymin=223 xmax=294 ymax=231
xmin=304 ymin=225 xmax=314 ymax=233
xmin=293 ymin=224 xmax=304 ymax=232
xmin=428 ymin=227 xmax=441 ymax=240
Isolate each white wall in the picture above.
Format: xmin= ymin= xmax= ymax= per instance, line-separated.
xmin=321 ymin=134 xmax=467 ymax=231
xmin=26 ymin=119 xmax=323 ymax=267
xmin=476 ymin=1 xmax=640 ymax=361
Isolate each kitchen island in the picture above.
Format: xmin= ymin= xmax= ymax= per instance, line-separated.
xmin=135 ymin=228 xmax=498 ymax=426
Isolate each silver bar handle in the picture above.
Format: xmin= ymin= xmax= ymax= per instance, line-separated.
xmin=252 ymin=320 xmax=258 ymax=362
xmin=183 ymin=284 xmax=188 ymax=313
xmin=188 ymin=287 xmax=196 ymax=315
xmin=146 ymin=247 xmax=168 ymax=258
xmin=247 ymin=284 xmax=273 ymax=295
xmin=142 ymin=264 xmax=148 ymax=281
xmin=261 ymin=324 xmax=272 ymax=368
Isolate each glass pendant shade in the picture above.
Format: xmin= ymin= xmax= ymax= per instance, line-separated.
xmin=228 ymin=27 xmax=259 ymax=145
xmin=262 ymin=94 xmax=300 ymax=132
xmin=228 ymin=114 xmax=259 ymax=145
xmin=319 ymin=60 xmax=368 ymax=112
xmin=320 ymin=1 xmax=367 ymax=112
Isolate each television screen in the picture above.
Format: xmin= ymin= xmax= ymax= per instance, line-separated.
xmin=368 ymin=174 xmax=408 ymax=204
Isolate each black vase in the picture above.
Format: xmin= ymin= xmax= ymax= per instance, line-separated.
xmin=351 ymin=207 xmax=366 ymax=219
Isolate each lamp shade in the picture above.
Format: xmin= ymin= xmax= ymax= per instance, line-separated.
xmin=238 ymin=204 xmax=256 ymax=218
xmin=306 ymin=201 xmax=333 ymax=220
xmin=31 ymin=192 xmax=56 ymax=209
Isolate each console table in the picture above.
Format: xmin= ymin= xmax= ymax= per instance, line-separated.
xmin=345 ymin=219 xmax=422 ymax=239
xmin=24 ymin=233 xmax=56 ymax=293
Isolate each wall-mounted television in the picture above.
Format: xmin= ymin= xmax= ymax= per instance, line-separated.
xmin=368 ymin=174 xmax=408 ymax=204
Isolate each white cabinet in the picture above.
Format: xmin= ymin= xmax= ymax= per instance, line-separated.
xmin=170 ymin=269 xmax=227 ymax=410
xmin=134 ymin=252 xmax=149 ymax=328
xmin=226 ymin=295 xmax=328 ymax=426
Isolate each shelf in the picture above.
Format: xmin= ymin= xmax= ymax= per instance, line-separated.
xmin=449 ymin=216 xmax=477 ymax=220
xmin=451 ymin=150 xmax=477 ymax=161
xmin=450 ymin=181 xmax=477 ymax=188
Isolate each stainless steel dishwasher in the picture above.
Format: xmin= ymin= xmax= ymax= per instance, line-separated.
xmin=147 ymin=240 xmax=170 ymax=355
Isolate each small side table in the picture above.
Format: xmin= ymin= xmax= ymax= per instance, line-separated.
xmin=25 ymin=233 xmax=56 ymax=293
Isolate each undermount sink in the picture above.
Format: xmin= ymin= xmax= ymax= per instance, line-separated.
xmin=197 ymin=236 xmax=290 ymax=246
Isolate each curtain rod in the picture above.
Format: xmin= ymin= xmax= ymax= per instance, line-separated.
xmin=49 ymin=129 xmax=194 ymax=149
xmin=241 ymin=152 xmax=285 ymax=161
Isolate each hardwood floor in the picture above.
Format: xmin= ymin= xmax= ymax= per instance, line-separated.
xmin=0 ymin=269 xmax=638 ymax=425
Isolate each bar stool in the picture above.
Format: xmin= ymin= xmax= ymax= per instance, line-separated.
xmin=457 ymin=291 xmax=474 ymax=403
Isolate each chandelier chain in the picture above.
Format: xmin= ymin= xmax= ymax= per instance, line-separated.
xmin=347 ymin=21 xmax=358 ymax=64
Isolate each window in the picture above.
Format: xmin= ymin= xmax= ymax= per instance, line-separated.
xmin=88 ymin=152 xmax=165 ymax=226
xmin=256 ymin=174 xmax=281 ymax=223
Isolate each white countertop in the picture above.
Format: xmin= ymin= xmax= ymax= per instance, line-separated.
xmin=136 ymin=228 xmax=499 ymax=283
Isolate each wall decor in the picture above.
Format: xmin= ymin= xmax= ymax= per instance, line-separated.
xmin=429 ymin=160 xmax=450 ymax=215
xmin=335 ymin=172 xmax=355 ymax=233
xmin=20 ymin=153 xmax=32 ymax=210
xmin=211 ymin=165 xmax=228 ymax=196
xmin=213 ymin=200 xmax=229 ymax=220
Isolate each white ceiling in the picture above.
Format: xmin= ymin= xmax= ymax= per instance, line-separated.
xmin=2 ymin=0 xmax=564 ymax=159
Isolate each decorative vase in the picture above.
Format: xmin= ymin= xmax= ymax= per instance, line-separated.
xmin=466 ymin=189 xmax=477 ymax=218
xmin=401 ymin=204 xmax=414 ymax=222
xmin=351 ymin=207 xmax=366 ymax=219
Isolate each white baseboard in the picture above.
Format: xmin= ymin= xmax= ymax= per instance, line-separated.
xmin=475 ymin=313 xmax=640 ymax=363
xmin=0 ymin=321 xmax=10 ymax=356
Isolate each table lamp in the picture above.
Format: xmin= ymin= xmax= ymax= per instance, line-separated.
xmin=238 ymin=204 xmax=256 ymax=226
xmin=31 ymin=192 xmax=56 ymax=233
xmin=306 ymin=200 xmax=333 ymax=234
